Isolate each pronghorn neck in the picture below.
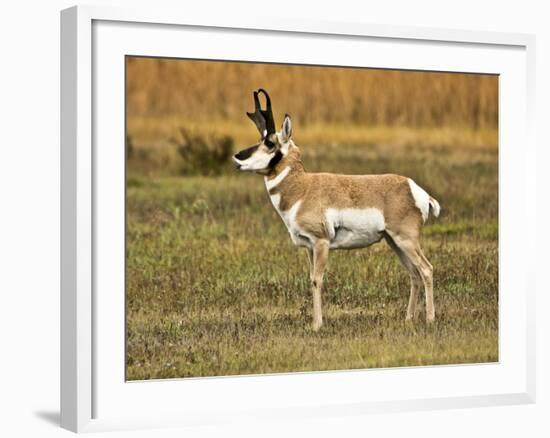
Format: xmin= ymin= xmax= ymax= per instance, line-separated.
xmin=266 ymin=144 xmax=305 ymax=179
xmin=264 ymin=145 xmax=306 ymax=212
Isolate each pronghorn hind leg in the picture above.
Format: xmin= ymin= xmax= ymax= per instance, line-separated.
xmin=384 ymin=232 xmax=422 ymax=320
xmin=385 ymin=231 xmax=435 ymax=323
xmin=406 ymin=274 xmax=422 ymax=321
xmin=311 ymin=239 xmax=329 ymax=331
xmin=415 ymin=246 xmax=434 ymax=322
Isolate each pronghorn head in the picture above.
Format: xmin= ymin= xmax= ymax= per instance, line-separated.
xmin=233 ymin=89 xmax=293 ymax=174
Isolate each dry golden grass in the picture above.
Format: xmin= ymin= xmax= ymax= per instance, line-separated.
xmin=127 ymin=116 xmax=497 ymax=175
xmin=128 ymin=116 xmax=498 ymax=149
xmin=127 ymin=57 xmax=498 ymax=129
xmin=126 ymin=57 xmax=497 ymax=176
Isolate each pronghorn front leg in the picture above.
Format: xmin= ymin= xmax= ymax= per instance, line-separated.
xmin=311 ymin=239 xmax=329 ymax=331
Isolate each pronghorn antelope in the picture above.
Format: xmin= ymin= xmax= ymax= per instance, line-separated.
xmin=233 ymin=89 xmax=441 ymax=331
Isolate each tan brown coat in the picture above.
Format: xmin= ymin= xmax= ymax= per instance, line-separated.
xmin=234 ymin=110 xmax=440 ymax=331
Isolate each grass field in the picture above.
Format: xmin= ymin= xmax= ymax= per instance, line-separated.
xmin=126 ymin=134 xmax=498 ymax=380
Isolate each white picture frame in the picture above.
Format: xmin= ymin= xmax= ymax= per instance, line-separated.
xmin=60 ymin=4 xmax=536 ymax=433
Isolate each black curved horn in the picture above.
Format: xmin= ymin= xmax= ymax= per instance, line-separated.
xmin=246 ymin=89 xmax=276 ymax=138
xmin=257 ymin=89 xmax=276 ymax=136
xmin=246 ymin=91 xmax=266 ymax=135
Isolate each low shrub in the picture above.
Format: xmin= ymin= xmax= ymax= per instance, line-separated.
xmin=170 ymin=127 xmax=234 ymax=176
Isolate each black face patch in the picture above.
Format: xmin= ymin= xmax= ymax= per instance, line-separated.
xmin=268 ymin=150 xmax=283 ymax=169
xmin=234 ymin=144 xmax=259 ymax=161
xmin=264 ymin=138 xmax=276 ymax=149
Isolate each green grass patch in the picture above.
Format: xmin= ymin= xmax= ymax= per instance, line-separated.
xmin=126 ymin=139 xmax=499 ymax=380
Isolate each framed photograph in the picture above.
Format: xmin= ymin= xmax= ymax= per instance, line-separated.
xmin=61 ymin=5 xmax=536 ymax=433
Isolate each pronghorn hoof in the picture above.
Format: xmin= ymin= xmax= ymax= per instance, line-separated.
xmin=312 ymin=322 xmax=323 ymax=331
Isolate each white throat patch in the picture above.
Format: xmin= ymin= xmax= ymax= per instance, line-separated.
xmin=264 ymin=166 xmax=291 ymax=191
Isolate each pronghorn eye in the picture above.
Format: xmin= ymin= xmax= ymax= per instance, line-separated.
xmin=264 ymin=138 xmax=276 ymax=149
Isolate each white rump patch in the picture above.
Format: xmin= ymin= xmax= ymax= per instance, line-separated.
xmin=407 ymin=178 xmax=431 ymax=222
xmin=325 ymin=208 xmax=385 ymax=249
xmin=264 ymin=166 xmax=290 ymax=191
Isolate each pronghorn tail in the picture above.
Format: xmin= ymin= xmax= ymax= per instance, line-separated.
xmin=408 ymin=178 xmax=441 ymax=221
xmin=429 ymin=196 xmax=441 ymax=218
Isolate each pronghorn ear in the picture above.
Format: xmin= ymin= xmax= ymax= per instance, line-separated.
xmin=281 ymin=114 xmax=292 ymax=143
